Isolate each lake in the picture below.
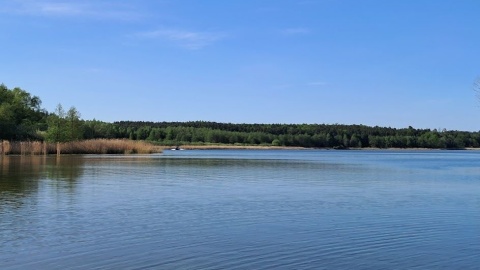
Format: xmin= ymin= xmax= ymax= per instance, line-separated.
xmin=1 ymin=150 xmax=479 ymax=269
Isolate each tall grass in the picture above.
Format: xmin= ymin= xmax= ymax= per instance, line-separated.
xmin=0 ymin=139 xmax=162 ymax=155
xmin=60 ymin=139 xmax=163 ymax=154
xmin=1 ymin=141 xmax=48 ymax=155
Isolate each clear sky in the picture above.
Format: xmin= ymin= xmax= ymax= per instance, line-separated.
xmin=1 ymin=0 xmax=480 ymax=131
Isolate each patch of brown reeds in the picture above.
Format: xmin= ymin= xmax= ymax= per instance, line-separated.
xmin=0 ymin=139 xmax=162 ymax=155
xmin=1 ymin=141 xmax=52 ymax=155
xmin=1 ymin=140 xmax=10 ymax=155
xmin=59 ymin=139 xmax=163 ymax=154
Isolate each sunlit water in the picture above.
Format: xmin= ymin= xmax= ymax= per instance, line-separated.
xmin=1 ymin=150 xmax=479 ymax=269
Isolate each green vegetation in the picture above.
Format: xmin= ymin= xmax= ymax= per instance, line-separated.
xmin=112 ymin=122 xmax=480 ymax=149
xmin=0 ymin=84 xmax=46 ymax=140
xmin=1 ymin=83 xmax=480 ymax=150
xmin=45 ymin=104 xmax=83 ymax=143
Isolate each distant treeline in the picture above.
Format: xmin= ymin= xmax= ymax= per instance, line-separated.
xmin=1 ymin=83 xmax=479 ymax=149
xmin=102 ymin=121 xmax=479 ymax=149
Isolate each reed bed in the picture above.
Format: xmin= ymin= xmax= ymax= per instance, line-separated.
xmin=60 ymin=139 xmax=163 ymax=154
xmin=0 ymin=139 xmax=162 ymax=155
xmin=1 ymin=141 xmax=53 ymax=155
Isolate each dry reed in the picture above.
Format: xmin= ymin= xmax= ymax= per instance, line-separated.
xmin=60 ymin=139 xmax=163 ymax=154
xmin=2 ymin=141 xmax=11 ymax=155
xmin=2 ymin=141 xmax=50 ymax=155
xmin=0 ymin=139 xmax=162 ymax=155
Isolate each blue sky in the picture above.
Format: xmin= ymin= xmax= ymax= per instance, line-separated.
xmin=1 ymin=0 xmax=480 ymax=131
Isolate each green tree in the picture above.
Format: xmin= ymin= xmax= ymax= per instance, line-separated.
xmin=0 ymin=102 xmax=15 ymax=139
xmin=65 ymin=106 xmax=83 ymax=141
xmin=271 ymin=139 xmax=281 ymax=146
xmin=46 ymin=104 xmax=67 ymax=143
xmin=349 ymin=134 xmax=360 ymax=148
xmin=325 ymin=133 xmax=334 ymax=147
xmin=46 ymin=104 xmax=84 ymax=154
xmin=342 ymin=134 xmax=349 ymax=147
xmin=0 ymin=84 xmax=46 ymax=140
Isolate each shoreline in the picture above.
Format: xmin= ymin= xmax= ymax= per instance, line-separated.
xmin=2 ymin=139 xmax=479 ymax=155
xmin=169 ymin=145 xmax=307 ymax=150
xmin=163 ymin=144 xmax=480 ymax=151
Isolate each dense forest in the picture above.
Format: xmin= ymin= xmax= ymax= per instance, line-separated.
xmin=1 ymin=83 xmax=480 ymax=149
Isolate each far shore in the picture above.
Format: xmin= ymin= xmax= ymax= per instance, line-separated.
xmin=168 ymin=145 xmax=307 ymax=150
xmin=163 ymin=144 xmax=480 ymax=151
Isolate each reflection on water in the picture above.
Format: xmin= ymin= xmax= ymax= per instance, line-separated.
xmin=0 ymin=155 xmax=84 ymax=195
xmin=0 ymin=150 xmax=479 ymax=269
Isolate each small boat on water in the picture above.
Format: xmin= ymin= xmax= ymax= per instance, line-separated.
xmin=171 ymin=146 xmax=185 ymax=151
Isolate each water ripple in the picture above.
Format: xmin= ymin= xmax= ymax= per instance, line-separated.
xmin=1 ymin=151 xmax=479 ymax=269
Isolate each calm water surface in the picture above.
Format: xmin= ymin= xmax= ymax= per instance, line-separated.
xmin=1 ymin=150 xmax=479 ymax=269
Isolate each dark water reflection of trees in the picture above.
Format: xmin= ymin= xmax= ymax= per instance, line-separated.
xmin=0 ymin=156 xmax=85 ymax=207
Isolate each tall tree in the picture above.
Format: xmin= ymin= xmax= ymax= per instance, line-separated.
xmin=46 ymin=104 xmax=84 ymax=142
xmin=65 ymin=106 xmax=83 ymax=141
xmin=46 ymin=104 xmax=67 ymax=143
xmin=0 ymin=84 xmax=46 ymax=140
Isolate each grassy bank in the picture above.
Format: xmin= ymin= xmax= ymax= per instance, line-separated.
xmin=0 ymin=139 xmax=163 ymax=155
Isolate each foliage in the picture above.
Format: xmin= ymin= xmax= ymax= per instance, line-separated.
xmin=45 ymin=104 xmax=84 ymax=143
xmin=0 ymin=84 xmax=47 ymax=140
xmin=65 ymin=106 xmax=83 ymax=141
xmin=107 ymin=121 xmax=480 ymax=149
xmin=45 ymin=104 xmax=67 ymax=143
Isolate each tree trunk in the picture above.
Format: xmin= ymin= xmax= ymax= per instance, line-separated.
xmin=56 ymin=142 xmax=61 ymax=156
